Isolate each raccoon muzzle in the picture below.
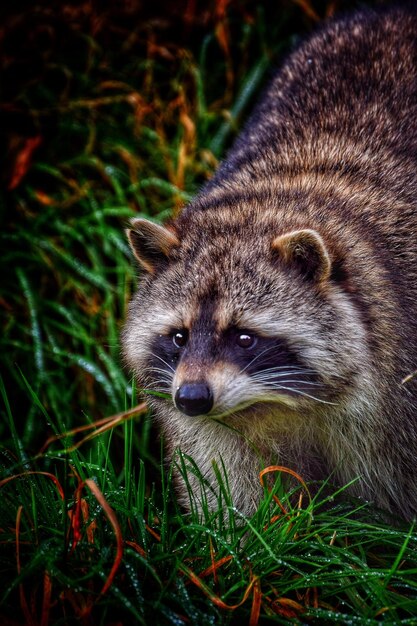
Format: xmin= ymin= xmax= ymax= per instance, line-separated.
xmin=175 ymin=382 xmax=214 ymax=416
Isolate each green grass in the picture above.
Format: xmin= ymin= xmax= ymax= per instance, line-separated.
xmin=2 ymin=1 xmax=417 ymax=624
xmin=2 ymin=400 xmax=417 ymax=625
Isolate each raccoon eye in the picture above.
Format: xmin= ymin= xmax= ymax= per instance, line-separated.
xmin=172 ymin=329 xmax=188 ymax=348
xmin=236 ymin=332 xmax=257 ymax=349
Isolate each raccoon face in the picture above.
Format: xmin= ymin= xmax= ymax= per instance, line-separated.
xmin=148 ymin=322 xmax=318 ymax=418
xmin=123 ymin=216 xmax=364 ymax=421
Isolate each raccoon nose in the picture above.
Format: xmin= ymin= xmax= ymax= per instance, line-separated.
xmin=175 ymin=383 xmax=214 ymax=416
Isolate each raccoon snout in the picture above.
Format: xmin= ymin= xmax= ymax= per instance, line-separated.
xmin=174 ymin=382 xmax=214 ymax=417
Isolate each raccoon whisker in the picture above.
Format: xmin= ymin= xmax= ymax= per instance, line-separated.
xmin=265 ymin=366 xmax=313 ymax=372
xmin=145 ymin=385 xmax=172 ymax=394
xmin=149 ymin=352 xmax=176 ymax=373
xmin=265 ymin=386 xmax=337 ymax=405
xmin=251 ymin=372 xmax=322 ymax=386
xmin=255 ymin=366 xmax=345 ymax=381
xmin=242 ymin=360 xmax=319 ymax=378
xmin=143 ymin=365 xmax=174 ymax=379
xmin=257 ymin=379 xmax=321 ymax=387
xmin=239 ymin=345 xmax=285 ymax=373
xmin=251 ymin=371 xmax=318 ymax=382
xmin=142 ymin=374 xmax=173 ymax=386
xmin=252 ymin=369 xmax=318 ymax=380
xmin=142 ymin=370 xmax=174 ymax=390
xmin=255 ymin=364 xmax=312 ymax=372
xmin=212 ymin=384 xmax=331 ymax=420
xmin=141 ymin=385 xmax=168 ymax=391
xmin=142 ymin=370 xmax=170 ymax=380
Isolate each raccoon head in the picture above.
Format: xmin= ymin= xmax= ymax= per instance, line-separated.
xmin=123 ymin=215 xmax=367 ymax=423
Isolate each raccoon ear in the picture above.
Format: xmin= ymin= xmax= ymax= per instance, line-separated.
xmin=126 ymin=218 xmax=179 ymax=273
xmin=271 ymin=229 xmax=331 ymax=283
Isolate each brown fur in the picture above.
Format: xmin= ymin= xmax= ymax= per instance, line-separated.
xmin=123 ymin=5 xmax=417 ymax=520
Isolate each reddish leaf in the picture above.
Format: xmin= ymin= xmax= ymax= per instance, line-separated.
xmin=8 ymin=136 xmax=42 ymax=190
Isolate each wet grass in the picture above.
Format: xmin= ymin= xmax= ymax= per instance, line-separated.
xmin=2 ymin=1 xmax=417 ymax=624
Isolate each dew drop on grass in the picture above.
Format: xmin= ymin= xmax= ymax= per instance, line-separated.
xmin=123 ymin=561 xmax=144 ymax=602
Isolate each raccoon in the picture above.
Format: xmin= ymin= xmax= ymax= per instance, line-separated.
xmin=123 ymin=5 xmax=417 ymax=520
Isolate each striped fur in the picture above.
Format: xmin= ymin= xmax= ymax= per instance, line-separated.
xmin=123 ymin=5 xmax=417 ymax=520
